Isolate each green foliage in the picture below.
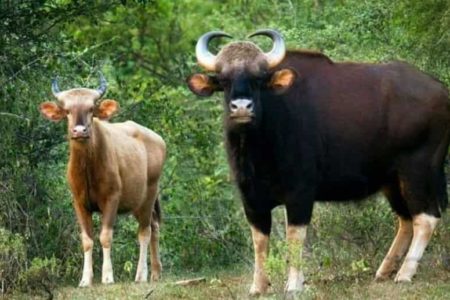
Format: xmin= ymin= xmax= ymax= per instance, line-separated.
xmin=1 ymin=0 xmax=449 ymax=295
xmin=0 ymin=228 xmax=26 ymax=293
xmin=19 ymin=256 xmax=61 ymax=298
xmin=307 ymin=198 xmax=394 ymax=281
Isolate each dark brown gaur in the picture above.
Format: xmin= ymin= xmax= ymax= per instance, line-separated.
xmin=187 ymin=29 xmax=450 ymax=296
xmin=39 ymin=74 xmax=166 ymax=287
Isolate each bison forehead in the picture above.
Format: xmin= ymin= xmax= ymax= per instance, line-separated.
xmin=57 ymin=88 xmax=100 ymax=107
xmin=216 ymin=41 xmax=268 ymax=74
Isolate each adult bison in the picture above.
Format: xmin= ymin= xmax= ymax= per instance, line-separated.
xmin=39 ymin=74 xmax=165 ymax=287
xmin=187 ymin=29 xmax=449 ymax=295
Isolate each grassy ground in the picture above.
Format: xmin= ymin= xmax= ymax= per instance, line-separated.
xmin=12 ymin=263 xmax=450 ymax=300
xmin=10 ymin=206 xmax=450 ymax=299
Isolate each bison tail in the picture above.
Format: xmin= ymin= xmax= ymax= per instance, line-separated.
xmin=435 ymin=163 xmax=448 ymax=213
xmin=152 ymin=196 xmax=162 ymax=224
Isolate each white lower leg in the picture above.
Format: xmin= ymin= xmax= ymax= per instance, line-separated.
xmin=249 ymin=226 xmax=270 ymax=296
xmin=285 ymin=224 xmax=307 ymax=292
xmin=100 ymin=228 xmax=114 ymax=284
xmin=79 ymin=232 xmax=94 ymax=287
xmin=150 ymin=222 xmax=162 ymax=281
xmin=135 ymin=226 xmax=150 ymax=282
xmin=375 ymin=217 xmax=413 ymax=280
xmin=395 ymin=213 xmax=438 ymax=282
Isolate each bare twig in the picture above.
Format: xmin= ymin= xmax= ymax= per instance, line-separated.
xmin=173 ymin=277 xmax=206 ymax=286
xmin=0 ymin=112 xmax=30 ymax=122
xmin=144 ymin=289 xmax=154 ymax=299
xmin=1 ymin=56 xmax=46 ymax=85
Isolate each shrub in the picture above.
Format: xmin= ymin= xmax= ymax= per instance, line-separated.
xmin=0 ymin=228 xmax=26 ymax=293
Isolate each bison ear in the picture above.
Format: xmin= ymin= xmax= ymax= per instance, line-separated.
xmin=39 ymin=102 xmax=66 ymax=122
xmin=187 ymin=74 xmax=221 ymax=97
xmin=96 ymin=99 xmax=119 ymax=120
xmin=268 ymin=68 xmax=297 ymax=93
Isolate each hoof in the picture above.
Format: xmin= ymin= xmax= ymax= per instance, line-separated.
xmin=249 ymin=281 xmax=270 ymax=297
xmin=374 ymin=272 xmax=390 ymax=282
xmin=394 ymin=274 xmax=412 ymax=283
xmin=135 ymin=269 xmax=148 ymax=283
xmin=135 ymin=276 xmax=148 ymax=283
xmin=78 ymin=280 xmax=92 ymax=288
xmin=249 ymin=288 xmax=265 ymax=297
xmin=285 ymin=271 xmax=304 ymax=294
xmin=150 ymin=270 xmax=161 ymax=282
xmin=285 ymin=289 xmax=303 ymax=300
xmin=150 ymin=263 xmax=162 ymax=282
xmin=285 ymin=279 xmax=304 ymax=293
xmin=102 ymin=276 xmax=114 ymax=284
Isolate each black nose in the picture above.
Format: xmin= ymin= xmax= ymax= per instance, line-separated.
xmin=229 ymin=99 xmax=254 ymax=113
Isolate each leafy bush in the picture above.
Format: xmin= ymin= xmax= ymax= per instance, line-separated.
xmin=19 ymin=256 xmax=61 ymax=298
xmin=0 ymin=228 xmax=26 ymax=293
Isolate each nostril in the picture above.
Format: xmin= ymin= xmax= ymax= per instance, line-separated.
xmin=72 ymin=126 xmax=87 ymax=134
xmin=230 ymin=99 xmax=253 ymax=112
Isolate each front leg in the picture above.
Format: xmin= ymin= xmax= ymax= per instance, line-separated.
xmin=99 ymin=226 xmax=114 ymax=284
xmin=285 ymin=222 xmax=307 ymax=292
xmin=246 ymin=209 xmax=272 ymax=296
xmin=73 ymin=201 xmax=94 ymax=287
xmin=284 ymin=197 xmax=313 ymax=294
xmin=99 ymin=199 xmax=119 ymax=284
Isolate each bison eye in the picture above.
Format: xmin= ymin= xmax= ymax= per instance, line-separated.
xmin=257 ymin=72 xmax=270 ymax=81
xmin=218 ymin=78 xmax=231 ymax=87
xmin=255 ymin=78 xmax=264 ymax=85
xmin=252 ymin=77 xmax=266 ymax=88
xmin=252 ymin=74 xmax=269 ymax=85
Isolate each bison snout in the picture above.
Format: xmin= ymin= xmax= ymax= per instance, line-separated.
xmin=71 ymin=125 xmax=89 ymax=139
xmin=230 ymin=99 xmax=254 ymax=114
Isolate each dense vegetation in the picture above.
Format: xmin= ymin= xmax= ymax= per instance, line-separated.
xmin=1 ymin=0 xmax=449 ymax=297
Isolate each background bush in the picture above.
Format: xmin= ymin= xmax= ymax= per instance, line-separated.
xmin=1 ymin=0 xmax=449 ymax=294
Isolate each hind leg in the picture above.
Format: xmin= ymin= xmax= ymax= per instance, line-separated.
xmin=393 ymin=155 xmax=444 ymax=282
xmin=134 ymin=185 xmax=160 ymax=283
xmin=376 ymin=217 xmax=413 ymax=280
xmin=135 ymin=223 xmax=151 ymax=282
xmin=395 ymin=213 xmax=439 ymax=282
xmin=376 ymin=181 xmax=413 ymax=280
xmin=150 ymin=204 xmax=162 ymax=282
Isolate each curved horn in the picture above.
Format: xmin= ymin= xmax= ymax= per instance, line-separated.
xmin=247 ymin=29 xmax=286 ymax=68
xmin=96 ymin=72 xmax=107 ymax=98
xmin=51 ymin=78 xmax=61 ymax=97
xmin=195 ymin=31 xmax=232 ymax=72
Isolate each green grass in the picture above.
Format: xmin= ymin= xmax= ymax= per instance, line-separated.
xmin=12 ymin=263 xmax=450 ymax=300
